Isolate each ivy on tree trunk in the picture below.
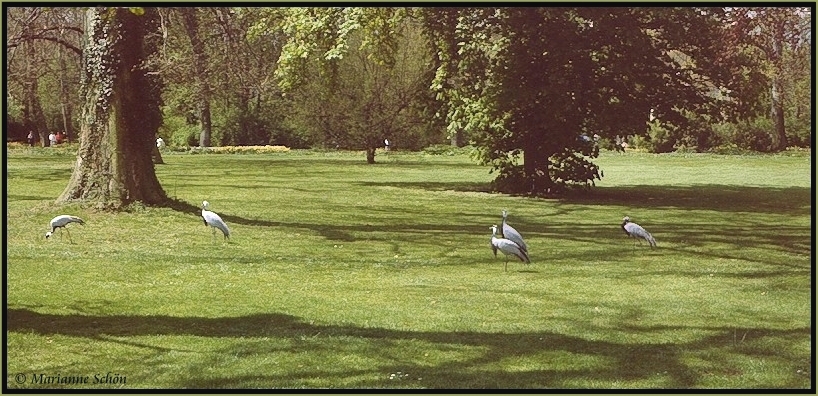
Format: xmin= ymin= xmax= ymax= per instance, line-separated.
xmin=57 ymin=7 xmax=166 ymax=208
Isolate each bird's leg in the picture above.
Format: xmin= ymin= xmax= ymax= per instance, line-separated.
xmin=66 ymin=228 xmax=73 ymax=243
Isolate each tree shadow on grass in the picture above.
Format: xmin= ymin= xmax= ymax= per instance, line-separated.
xmin=558 ymin=184 xmax=811 ymax=216
xmin=162 ymin=194 xmax=810 ymax=269
xmin=6 ymin=307 xmax=811 ymax=389
xmin=359 ymin=180 xmax=495 ymax=193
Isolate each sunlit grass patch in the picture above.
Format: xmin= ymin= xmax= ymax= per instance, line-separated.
xmin=6 ymin=149 xmax=812 ymax=389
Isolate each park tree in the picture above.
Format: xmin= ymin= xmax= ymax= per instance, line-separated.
xmin=156 ymin=7 xmax=288 ymax=147
xmin=721 ymin=7 xmax=812 ymax=151
xmin=266 ymin=7 xmax=736 ymax=193
xmin=57 ymin=7 xmax=167 ymax=207
xmin=6 ymin=7 xmax=83 ymax=145
xmin=256 ymin=7 xmax=438 ymax=163
xmin=424 ymin=7 xmax=735 ymax=194
xmin=178 ymin=7 xmax=214 ymax=148
xmin=282 ymin=17 xmax=435 ymax=162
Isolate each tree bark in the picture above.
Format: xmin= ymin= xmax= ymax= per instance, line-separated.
xmin=179 ymin=8 xmax=213 ymax=148
xmin=450 ymin=130 xmax=463 ymax=147
xmin=152 ymin=143 xmax=164 ymax=165
xmin=523 ymin=140 xmax=552 ymax=195
xmin=23 ymin=41 xmax=49 ymax=146
xmin=57 ymin=7 xmax=166 ymax=208
xmin=57 ymin=43 xmax=74 ymax=143
xmin=769 ymin=18 xmax=788 ymax=151
xmin=366 ymin=147 xmax=376 ymax=164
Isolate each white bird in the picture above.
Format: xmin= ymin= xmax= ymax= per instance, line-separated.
xmin=501 ymin=209 xmax=528 ymax=254
xmin=490 ymin=225 xmax=530 ymax=272
xmin=45 ymin=215 xmax=85 ymax=242
xmin=202 ymin=200 xmax=230 ymax=240
xmin=621 ymin=216 xmax=657 ymax=249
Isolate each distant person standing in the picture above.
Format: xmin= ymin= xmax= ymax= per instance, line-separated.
xmin=27 ymin=131 xmax=36 ymax=146
xmin=48 ymin=132 xmax=57 ymax=147
xmin=384 ymin=138 xmax=390 ymax=152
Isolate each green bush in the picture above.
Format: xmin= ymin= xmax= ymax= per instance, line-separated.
xmin=644 ymin=120 xmax=676 ymax=153
xmin=159 ymin=114 xmax=199 ymax=147
xmin=708 ymin=143 xmax=755 ymax=155
xmin=785 ymin=113 xmax=811 ymax=148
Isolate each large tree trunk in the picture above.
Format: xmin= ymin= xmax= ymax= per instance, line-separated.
xmin=23 ymin=42 xmax=49 ymax=146
xmin=769 ymin=22 xmax=787 ymax=151
xmin=57 ymin=7 xmax=166 ymax=208
xmin=180 ymin=8 xmax=213 ymax=148
xmin=57 ymin=43 xmax=75 ymax=143
xmin=366 ymin=147 xmax=377 ymax=164
xmin=523 ymin=140 xmax=553 ymax=195
xmin=770 ymin=76 xmax=787 ymax=151
xmin=450 ymin=130 xmax=464 ymax=147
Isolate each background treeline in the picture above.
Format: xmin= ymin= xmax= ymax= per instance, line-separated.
xmin=6 ymin=7 xmax=811 ymax=154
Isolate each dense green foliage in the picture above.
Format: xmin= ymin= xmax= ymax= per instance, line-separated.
xmin=6 ymin=147 xmax=812 ymax=389
xmin=421 ymin=7 xmax=748 ymax=194
xmin=5 ymin=7 xmax=812 ymax=182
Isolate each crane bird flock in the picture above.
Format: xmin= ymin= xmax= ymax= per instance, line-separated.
xmin=45 ymin=215 xmax=85 ymax=242
xmin=202 ymin=200 xmax=230 ymax=241
xmin=489 ymin=224 xmax=530 ymax=272
xmin=621 ymin=216 xmax=657 ymax=249
xmin=40 ymin=205 xmax=656 ymax=271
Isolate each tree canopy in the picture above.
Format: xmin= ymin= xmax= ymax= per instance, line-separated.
xmin=265 ymin=7 xmax=743 ymax=194
xmin=6 ymin=6 xmax=812 ymax=203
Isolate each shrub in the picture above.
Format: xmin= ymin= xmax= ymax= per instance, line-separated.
xmin=737 ymin=118 xmax=774 ymax=152
xmin=159 ymin=114 xmax=199 ymax=147
xmin=641 ymin=120 xmax=676 ymax=153
xmin=188 ymin=145 xmax=291 ymax=155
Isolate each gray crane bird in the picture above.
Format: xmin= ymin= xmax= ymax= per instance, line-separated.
xmin=501 ymin=209 xmax=529 ymax=255
xmin=621 ymin=216 xmax=657 ymax=249
xmin=45 ymin=215 xmax=85 ymax=242
xmin=490 ymin=224 xmax=530 ymax=272
xmin=202 ymin=200 xmax=230 ymax=240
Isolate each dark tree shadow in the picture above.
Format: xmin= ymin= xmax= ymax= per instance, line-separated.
xmin=6 ymin=308 xmax=811 ymax=389
xmin=162 ymin=183 xmax=811 ymax=269
xmin=557 ymin=184 xmax=811 ymax=216
xmin=359 ymin=180 xmax=494 ymax=193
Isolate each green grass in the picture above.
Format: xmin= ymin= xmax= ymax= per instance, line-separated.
xmin=6 ymin=147 xmax=812 ymax=389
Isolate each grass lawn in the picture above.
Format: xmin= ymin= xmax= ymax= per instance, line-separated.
xmin=5 ymin=146 xmax=813 ymax=389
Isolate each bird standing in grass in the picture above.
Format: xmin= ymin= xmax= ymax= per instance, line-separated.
xmin=501 ymin=210 xmax=528 ymax=255
xmin=490 ymin=225 xmax=530 ymax=272
xmin=45 ymin=215 xmax=85 ymax=242
xmin=621 ymin=216 xmax=657 ymax=249
xmin=202 ymin=201 xmax=230 ymax=240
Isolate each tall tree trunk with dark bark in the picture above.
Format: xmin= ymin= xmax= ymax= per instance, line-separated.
xmin=23 ymin=42 xmax=49 ymax=146
xmin=523 ymin=140 xmax=553 ymax=195
xmin=769 ymin=23 xmax=787 ymax=151
xmin=179 ymin=8 xmax=213 ymax=148
xmin=58 ymin=7 xmax=166 ymax=207
xmin=57 ymin=43 xmax=75 ymax=143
